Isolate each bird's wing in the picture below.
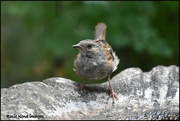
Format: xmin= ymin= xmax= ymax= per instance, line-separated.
xmin=94 ymin=22 xmax=113 ymax=61
xmin=95 ymin=22 xmax=120 ymax=72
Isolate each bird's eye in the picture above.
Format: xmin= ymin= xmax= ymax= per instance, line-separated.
xmin=87 ymin=44 xmax=92 ymax=49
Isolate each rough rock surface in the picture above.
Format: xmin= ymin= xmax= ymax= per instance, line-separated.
xmin=1 ymin=65 xmax=179 ymax=120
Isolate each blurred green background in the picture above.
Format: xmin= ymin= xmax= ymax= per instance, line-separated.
xmin=1 ymin=1 xmax=179 ymax=88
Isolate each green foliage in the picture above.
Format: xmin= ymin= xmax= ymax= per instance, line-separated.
xmin=1 ymin=1 xmax=179 ymax=87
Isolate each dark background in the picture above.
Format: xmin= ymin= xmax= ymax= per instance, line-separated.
xmin=1 ymin=1 xmax=179 ymax=88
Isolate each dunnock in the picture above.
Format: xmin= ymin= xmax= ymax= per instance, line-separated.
xmin=72 ymin=22 xmax=120 ymax=100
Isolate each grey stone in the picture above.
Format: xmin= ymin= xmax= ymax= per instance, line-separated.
xmin=1 ymin=65 xmax=179 ymax=120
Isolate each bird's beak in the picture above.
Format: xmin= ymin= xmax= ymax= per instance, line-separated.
xmin=72 ymin=43 xmax=84 ymax=49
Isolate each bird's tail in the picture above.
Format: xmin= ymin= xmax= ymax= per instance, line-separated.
xmin=95 ymin=22 xmax=107 ymax=41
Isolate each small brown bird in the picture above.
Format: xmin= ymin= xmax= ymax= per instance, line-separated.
xmin=72 ymin=22 xmax=120 ymax=100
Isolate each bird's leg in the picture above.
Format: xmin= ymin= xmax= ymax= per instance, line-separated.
xmin=107 ymin=75 xmax=118 ymax=100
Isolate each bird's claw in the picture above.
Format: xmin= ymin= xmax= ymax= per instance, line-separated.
xmin=110 ymin=93 xmax=118 ymax=99
xmin=78 ymin=84 xmax=85 ymax=91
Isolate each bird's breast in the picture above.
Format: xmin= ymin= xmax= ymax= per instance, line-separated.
xmin=75 ymin=56 xmax=112 ymax=80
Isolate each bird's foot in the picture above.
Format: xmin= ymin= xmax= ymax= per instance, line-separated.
xmin=110 ymin=93 xmax=118 ymax=100
xmin=109 ymin=90 xmax=118 ymax=103
xmin=78 ymin=84 xmax=85 ymax=91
